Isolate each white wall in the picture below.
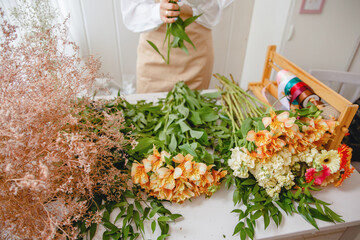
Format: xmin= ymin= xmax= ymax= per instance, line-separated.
xmin=239 ymin=0 xmax=293 ymax=89
xmin=282 ymin=0 xmax=360 ymax=73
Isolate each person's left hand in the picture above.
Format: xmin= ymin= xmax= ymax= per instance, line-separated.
xmin=160 ymin=0 xmax=180 ymax=24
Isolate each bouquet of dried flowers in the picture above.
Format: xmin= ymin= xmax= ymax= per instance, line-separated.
xmin=0 ymin=5 xmax=136 ymax=239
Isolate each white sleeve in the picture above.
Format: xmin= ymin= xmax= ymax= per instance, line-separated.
xmin=186 ymin=0 xmax=234 ymax=29
xmin=120 ymin=0 xmax=164 ymax=33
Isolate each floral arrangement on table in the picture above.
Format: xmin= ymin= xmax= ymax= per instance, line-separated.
xmin=0 ymin=1 xmax=356 ymax=240
xmin=215 ymin=74 xmax=354 ymax=239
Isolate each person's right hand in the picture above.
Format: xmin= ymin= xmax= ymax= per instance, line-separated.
xmin=160 ymin=0 xmax=180 ymax=24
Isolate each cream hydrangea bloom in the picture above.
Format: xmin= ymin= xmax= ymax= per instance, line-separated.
xmin=229 ymin=147 xmax=299 ymax=198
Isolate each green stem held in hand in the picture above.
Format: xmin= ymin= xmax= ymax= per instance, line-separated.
xmin=147 ymin=2 xmax=202 ymax=64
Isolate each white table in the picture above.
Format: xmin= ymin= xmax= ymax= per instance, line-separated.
xmin=95 ymin=92 xmax=360 ymax=240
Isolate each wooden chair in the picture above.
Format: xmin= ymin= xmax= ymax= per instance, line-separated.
xmin=248 ymin=45 xmax=359 ymax=150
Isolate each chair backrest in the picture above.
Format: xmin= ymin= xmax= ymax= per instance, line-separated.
xmin=309 ymin=69 xmax=360 ymax=103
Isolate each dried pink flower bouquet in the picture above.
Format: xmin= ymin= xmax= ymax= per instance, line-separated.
xmin=0 ymin=9 xmax=134 ymax=239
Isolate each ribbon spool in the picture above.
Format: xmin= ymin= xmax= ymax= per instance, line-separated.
xmin=276 ymin=69 xmax=325 ymax=108
xmin=276 ymin=70 xmax=318 ymax=107
xmin=276 ymin=69 xmax=341 ymax=120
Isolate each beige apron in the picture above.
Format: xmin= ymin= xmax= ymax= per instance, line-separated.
xmin=136 ymin=6 xmax=214 ymax=93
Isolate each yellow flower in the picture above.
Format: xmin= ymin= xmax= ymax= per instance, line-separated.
xmin=314 ymin=149 xmax=341 ymax=174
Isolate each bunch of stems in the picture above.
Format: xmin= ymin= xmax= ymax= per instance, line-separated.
xmin=214 ymin=74 xmax=267 ymax=135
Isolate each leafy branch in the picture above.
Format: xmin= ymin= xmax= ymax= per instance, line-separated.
xmin=227 ymin=174 xmax=344 ymax=240
xmin=147 ymin=1 xmax=201 ymax=64
xmin=77 ymin=190 xmax=182 ymax=240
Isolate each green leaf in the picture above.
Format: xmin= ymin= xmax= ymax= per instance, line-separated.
xmin=171 ymin=22 xmax=195 ymax=48
xmin=324 ymin=206 xmax=344 ymax=223
xmin=176 ymin=104 xmax=190 ymax=118
xmin=233 ymin=221 xmax=244 ymax=235
xmin=147 ymin=40 xmax=166 ymax=62
xmin=114 ymin=202 xmax=128 ymax=208
xmin=90 ymin=223 xmax=97 ymax=240
xmin=233 ymin=189 xmax=241 ymax=205
xmin=199 ymin=107 xmax=219 ymax=122
xmin=135 ymin=201 xmax=143 ymax=214
xmin=103 ymin=222 xmax=119 ymax=232
xmin=240 ymin=228 xmax=246 ymax=240
xmin=157 ymin=234 xmax=170 ymax=240
xmin=178 ymin=120 xmax=191 ymax=132
xmin=251 ymin=210 xmax=263 ymax=221
xmin=132 ymin=138 xmax=156 ymax=154
xmin=294 ymin=188 xmax=302 ymax=199
xmin=202 ymin=91 xmax=221 ymax=99
xmin=179 ymin=40 xmax=189 ymax=55
xmin=115 ymin=207 xmax=126 ymax=223
xmin=231 ymin=209 xmax=243 ymax=214
xmin=252 ymin=184 xmax=260 ymax=195
xmin=133 ymin=210 xmax=141 ymax=229
xmin=241 ymin=118 xmax=252 ymax=138
xmin=190 ymin=129 xmax=204 ymax=139
xmin=103 ymin=210 xmax=110 ymax=222
xmin=127 ymin=204 xmax=134 ymax=219
xmin=246 ymin=218 xmax=254 ymax=232
xmin=189 ymin=111 xmax=202 ymax=125
xmin=158 ymin=216 xmax=172 ymax=222
xmin=183 ymin=14 xmax=202 ymax=27
xmin=149 ymin=206 xmax=162 ymax=219
xmin=315 ymin=201 xmax=325 ymax=215
xmin=241 ymin=179 xmax=256 ymax=186
xmin=170 ymin=214 xmax=182 ymax=221
xmin=248 ymin=204 xmax=263 ymax=212
xmin=298 ymin=206 xmax=319 ymax=230
xmin=123 ymin=225 xmax=130 ymax=239
xmin=263 ymin=210 xmax=270 ymax=229
xmin=154 ymin=121 xmax=163 ymax=132
xmin=179 ymin=143 xmax=197 ymax=157
xmin=169 ymin=134 xmax=177 ymax=152
xmin=143 ymin=207 xmax=151 ymax=220
xmin=225 ymin=176 xmax=233 ymax=189
xmin=245 ymin=227 xmax=254 ymax=240
xmin=103 ymin=231 xmax=110 ymax=240
xmin=171 ymin=36 xmax=181 ymax=48
xmin=151 ymin=220 xmax=156 ymax=233
xmin=309 ymin=207 xmax=333 ymax=222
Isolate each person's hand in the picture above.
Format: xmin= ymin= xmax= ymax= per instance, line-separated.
xmin=160 ymin=0 xmax=180 ymax=24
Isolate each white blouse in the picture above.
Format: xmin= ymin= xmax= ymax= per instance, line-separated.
xmin=120 ymin=0 xmax=234 ymax=33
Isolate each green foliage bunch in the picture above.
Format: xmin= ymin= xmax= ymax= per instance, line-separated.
xmin=147 ymin=1 xmax=201 ymax=64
